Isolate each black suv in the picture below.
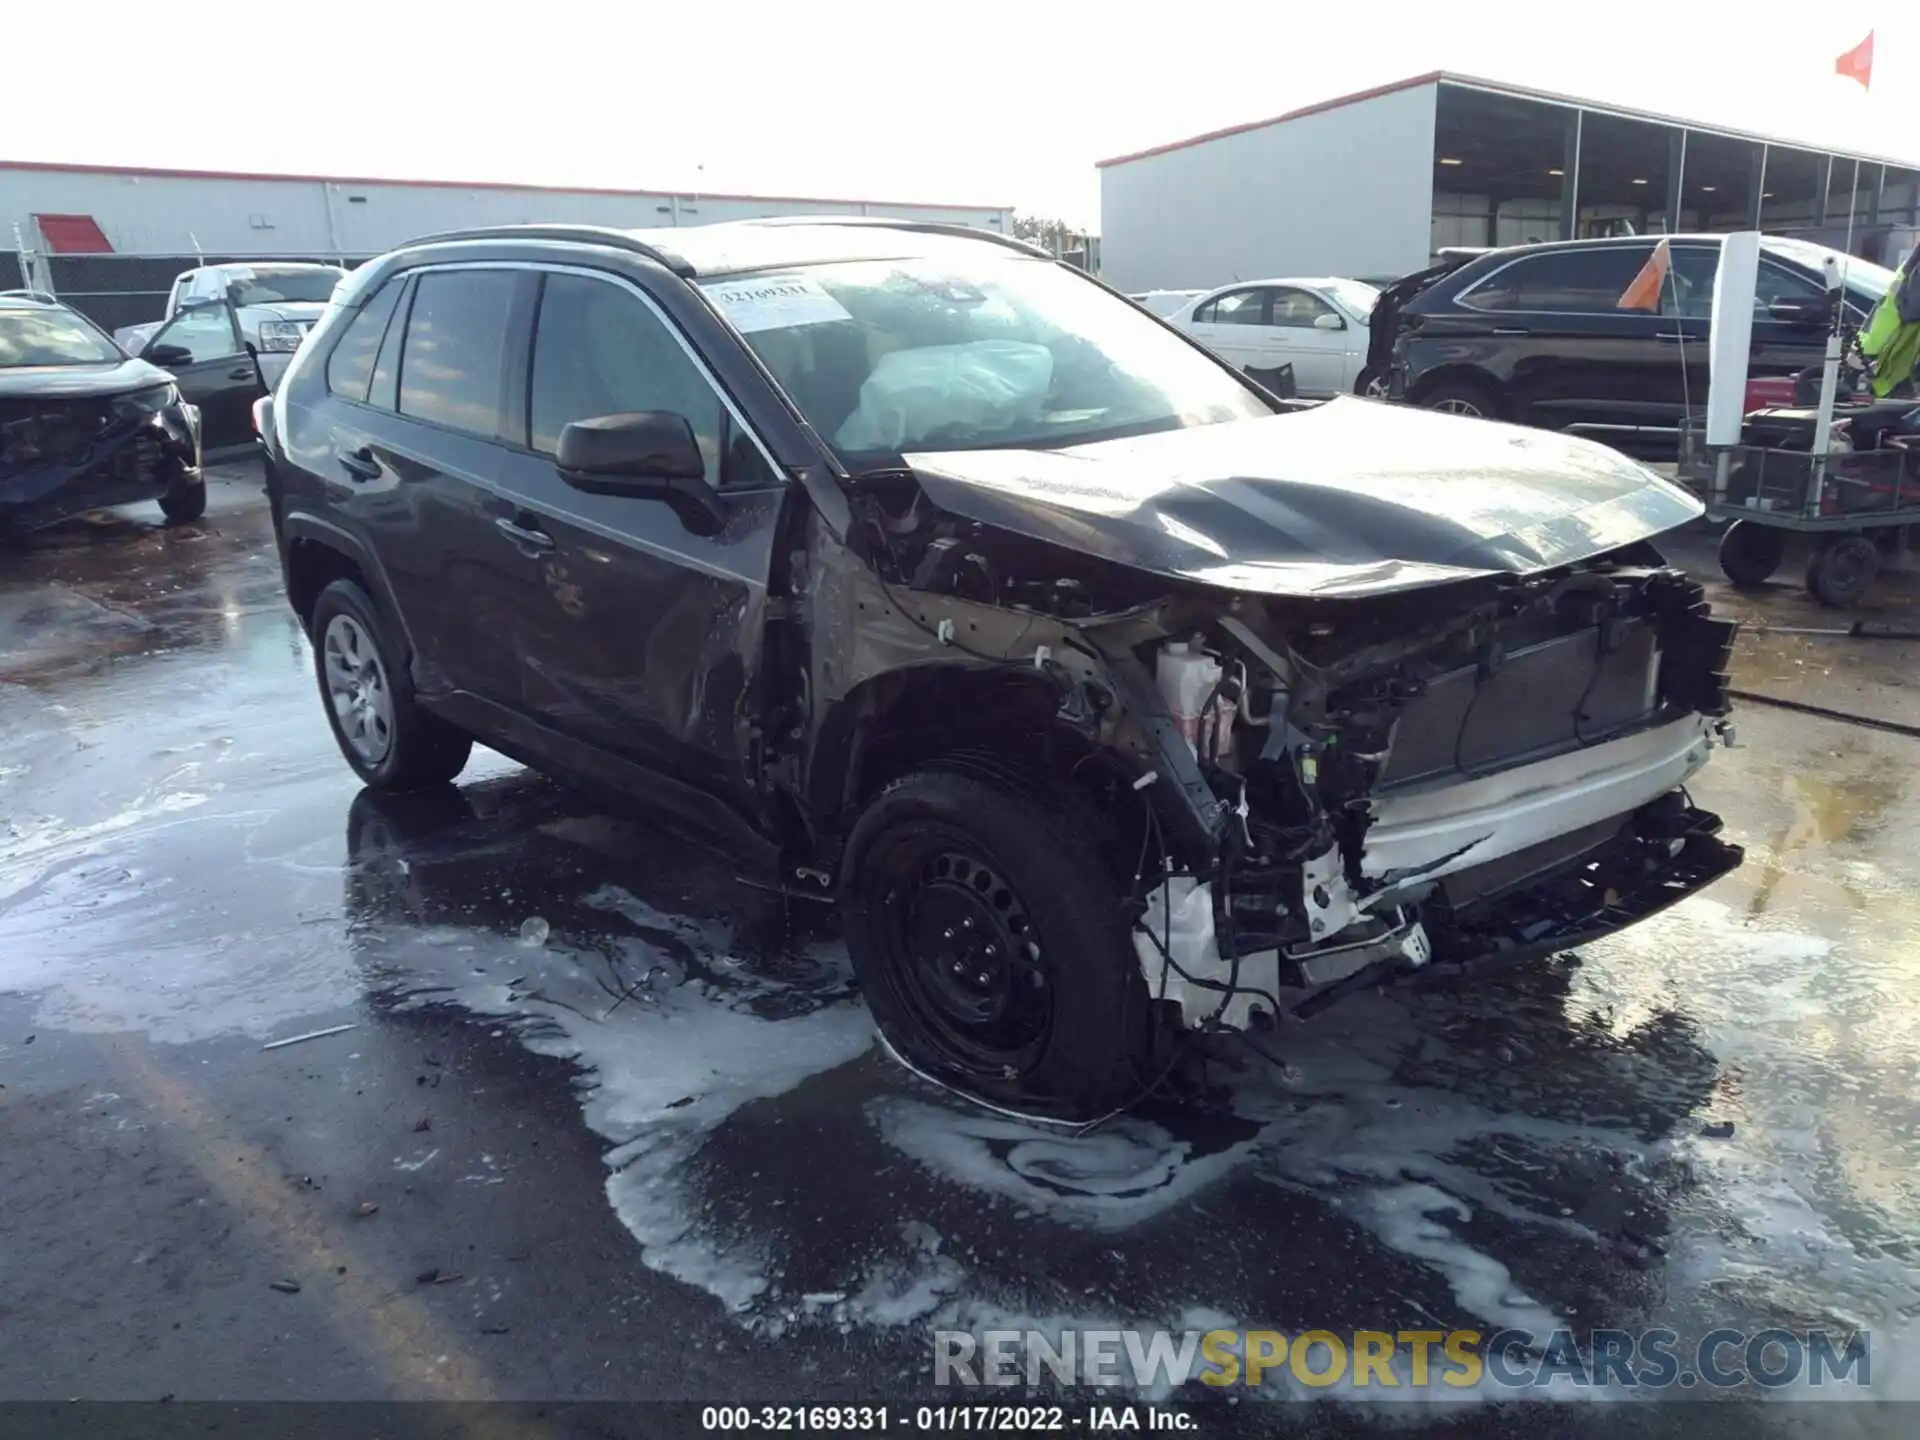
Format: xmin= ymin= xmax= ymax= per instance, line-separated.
xmin=1376 ymin=234 xmax=1894 ymax=439
xmin=263 ymin=219 xmax=1741 ymax=1119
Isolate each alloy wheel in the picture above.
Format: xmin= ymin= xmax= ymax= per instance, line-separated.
xmin=322 ymin=614 xmax=395 ymax=765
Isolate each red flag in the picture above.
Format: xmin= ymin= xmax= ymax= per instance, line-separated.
xmin=1837 ymin=31 xmax=1873 ymax=90
xmin=1617 ymin=238 xmax=1671 ymax=312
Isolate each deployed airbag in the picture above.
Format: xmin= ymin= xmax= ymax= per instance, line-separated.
xmin=836 ymin=340 xmax=1053 ymax=452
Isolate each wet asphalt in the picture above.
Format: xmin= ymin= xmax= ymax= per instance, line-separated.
xmin=1 ymin=464 xmax=1917 ymax=1436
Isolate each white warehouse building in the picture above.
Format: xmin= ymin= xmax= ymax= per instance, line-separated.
xmin=0 ymin=158 xmax=1013 ymax=330
xmin=1099 ymin=72 xmax=1920 ymax=294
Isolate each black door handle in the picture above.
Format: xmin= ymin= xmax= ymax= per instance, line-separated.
xmin=336 ymin=447 xmax=381 ymax=481
xmin=495 ymin=515 xmax=555 ymax=554
xmin=227 ymin=365 xmax=256 ymax=381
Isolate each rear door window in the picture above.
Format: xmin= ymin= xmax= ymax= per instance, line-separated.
xmin=1664 ymin=247 xmax=1720 ymax=318
xmin=397 ymin=270 xmax=522 ymax=440
xmin=1458 ymin=247 xmax=1657 ymax=314
xmin=325 ymin=278 xmax=405 ymax=402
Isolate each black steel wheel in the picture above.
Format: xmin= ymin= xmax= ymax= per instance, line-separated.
xmin=1807 ymin=533 xmax=1880 ymax=609
xmin=841 ymin=765 xmax=1157 ymax=1119
xmin=881 ymin=840 xmax=1052 ymax=1075
xmin=1718 ymin=520 xmax=1785 ymax=589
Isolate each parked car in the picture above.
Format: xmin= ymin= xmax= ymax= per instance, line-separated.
xmin=127 ymin=298 xmax=271 ymax=458
xmin=0 ymin=293 xmax=205 ymax=535
xmin=115 ymin=261 xmax=346 ymax=379
xmin=1374 ymin=235 xmax=1895 ymax=439
xmin=260 ymin=218 xmax=1741 ymax=1119
xmin=1165 ymin=278 xmax=1379 ymax=396
xmin=1128 ymin=289 xmax=1206 ymax=318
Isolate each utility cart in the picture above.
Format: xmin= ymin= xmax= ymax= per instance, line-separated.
xmin=1678 ymin=229 xmax=1920 ymax=608
xmin=1680 ymin=402 xmax=1920 ymax=607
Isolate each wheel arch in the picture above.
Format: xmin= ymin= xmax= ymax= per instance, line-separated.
xmin=803 ymin=663 xmax=1137 ymax=856
xmin=280 ymin=515 xmax=414 ymax=657
xmin=1406 ymin=363 xmax=1508 ymax=416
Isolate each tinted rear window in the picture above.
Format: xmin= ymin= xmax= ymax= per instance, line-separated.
xmin=398 ymin=270 xmax=520 ymax=439
xmin=1458 ymin=248 xmax=1656 ymax=314
xmin=325 ymin=279 xmax=404 ymax=402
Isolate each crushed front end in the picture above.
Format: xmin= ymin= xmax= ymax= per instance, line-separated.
xmin=0 ymin=387 xmax=201 ymax=534
xmin=1102 ymin=560 xmax=1744 ymax=1026
xmin=818 ymin=453 xmax=1744 ymax=1038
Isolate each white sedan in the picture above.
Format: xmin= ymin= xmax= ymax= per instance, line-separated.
xmin=1166 ymin=278 xmax=1379 ymax=398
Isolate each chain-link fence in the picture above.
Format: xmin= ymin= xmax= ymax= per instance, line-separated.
xmin=8 ymin=251 xmax=371 ymax=333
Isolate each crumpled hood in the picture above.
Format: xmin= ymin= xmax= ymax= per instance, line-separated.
xmin=0 ymin=356 xmax=174 ymax=400
xmin=903 ymin=397 xmax=1703 ymax=599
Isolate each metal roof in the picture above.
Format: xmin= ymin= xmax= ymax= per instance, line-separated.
xmin=0 ymin=157 xmax=1012 ymax=219
xmin=1097 ymin=71 xmax=1920 ymax=172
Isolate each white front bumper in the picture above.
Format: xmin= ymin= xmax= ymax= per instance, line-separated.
xmin=1359 ymin=714 xmax=1717 ymax=900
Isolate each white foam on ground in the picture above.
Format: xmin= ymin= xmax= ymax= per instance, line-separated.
xmin=869 ymin=1099 xmax=1254 ymax=1231
xmin=378 ymin=884 xmax=873 ymax=1313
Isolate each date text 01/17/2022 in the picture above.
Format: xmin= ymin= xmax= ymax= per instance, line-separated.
xmin=698 ymin=1404 xmax=1197 ymax=1431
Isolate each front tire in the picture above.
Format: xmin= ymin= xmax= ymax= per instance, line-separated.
xmin=310 ymin=578 xmax=471 ymax=790
xmin=841 ymin=765 xmax=1156 ymax=1120
xmin=158 ymin=478 xmax=207 ymax=523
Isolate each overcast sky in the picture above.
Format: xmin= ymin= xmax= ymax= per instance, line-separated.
xmin=12 ymin=3 xmax=1913 ymax=228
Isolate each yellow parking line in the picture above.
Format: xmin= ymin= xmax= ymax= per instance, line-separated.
xmin=101 ymin=1032 xmax=505 ymax=1405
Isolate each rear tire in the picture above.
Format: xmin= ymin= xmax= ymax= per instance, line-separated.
xmin=1718 ymin=520 xmax=1785 ymax=589
xmin=841 ymin=765 xmax=1157 ymax=1120
xmin=158 ymin=478 xmax=207 ymax=523
xmin=1417 ymin=378 xmax=1502 ymax=420
xmin=310 ymin=578 xmax=471 ymax=790
xmin=1807 ymin=533 xmax=1880 ymax=608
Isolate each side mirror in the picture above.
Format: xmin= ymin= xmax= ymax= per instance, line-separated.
xmin=145 ymin=342 xmax=193 ymax=367
xmin=556 ymin=411 xmax=725 ymax=533
xmin=1768 ymin=296 xmax=1833 ymax=325
xmin=1313 ymin=312 xmax=1346 ymax=332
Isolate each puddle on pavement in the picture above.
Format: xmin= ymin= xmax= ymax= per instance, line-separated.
xmin=329 ymin=787 xmax=1920 ymax=1404
xmin=3 ymin=687 xmax=1916 ymax=1407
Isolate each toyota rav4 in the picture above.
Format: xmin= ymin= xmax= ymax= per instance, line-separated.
xmin=261 ymin=219 xmax=1743 ymax=1119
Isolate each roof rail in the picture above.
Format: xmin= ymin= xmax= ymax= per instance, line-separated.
xmin=742 ymin=215 xmax=1051 ymax=260
xmin=0 ymin=287 xmax=61 ymax=304
xmin=402 ymin=224 xmax=693 ymax=275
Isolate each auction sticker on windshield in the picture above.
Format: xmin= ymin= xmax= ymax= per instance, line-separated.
xmin=704 ymin=276 xmax=851 ymax=333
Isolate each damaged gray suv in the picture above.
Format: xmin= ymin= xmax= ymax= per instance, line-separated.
xmin=262 ymin=219 xmax=1743 ymax=1119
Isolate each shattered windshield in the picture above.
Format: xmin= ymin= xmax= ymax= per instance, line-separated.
xmin=227 ymin=268 xmax=345 ymax=307
xmin=700 ymin=253 xmax=1274 ymax=465
xmin=0 ymin=306 xmax=123 ymax=367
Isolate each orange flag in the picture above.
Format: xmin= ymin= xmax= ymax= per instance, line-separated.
xmin=1616 ymin=237 xmax=1671 ymax=312
xmin=1837 ymin=31 xmax=1873 ymax=89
